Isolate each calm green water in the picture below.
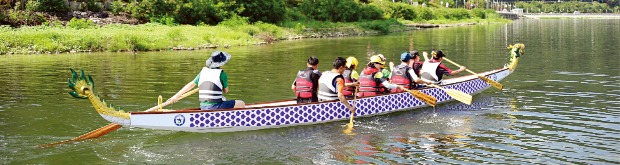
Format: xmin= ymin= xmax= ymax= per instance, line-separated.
xmin=1 ymin=19 xmax=619 ymax=164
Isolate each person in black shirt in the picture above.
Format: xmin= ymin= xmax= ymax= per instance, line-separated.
xmin=291 ymin=56 xmax=322 ymax=103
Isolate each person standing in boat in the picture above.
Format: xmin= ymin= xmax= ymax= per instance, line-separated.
xmin=167 ymin=51 xmax=246 ymax=110
xmin=419 ymin=50 xmax=466 ymax=84
xmin=317 ymin=57 xmax=356 ymax=113
xmin=391 ymin=52 xmax=432 ymax=93
xmin=358 ymin=55 xmax=406 ymax=97
xmin=342 ymin=56 xmax=359 ymax=99
xmin=292 ymin=56 xmax=321 ymax=103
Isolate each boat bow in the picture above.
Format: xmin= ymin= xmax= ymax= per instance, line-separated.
xmin=68 ymin=69 xmax=130 ymax=126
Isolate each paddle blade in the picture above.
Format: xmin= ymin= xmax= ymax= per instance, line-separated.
xmin=478 ymin=75 xmax=503 ymax=90
xmin=443 ymin=88 xmax=473 ymax=105
xmin=72 ymin=123 xmax=122 ymax=141
xmin=406 ymin=89 xmax=437 ymax=107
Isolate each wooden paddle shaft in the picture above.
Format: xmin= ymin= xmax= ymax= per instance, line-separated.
xmin=145 ymin=88 xmax=199 ymax=112
xmin=442 ymin=58 xmax=477 ymax=75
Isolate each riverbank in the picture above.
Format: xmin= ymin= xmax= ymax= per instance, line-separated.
xmin=0 ymin=18 xmax=506 ymax=55
xmin=522 ymin=13 xmax=620 ymax=19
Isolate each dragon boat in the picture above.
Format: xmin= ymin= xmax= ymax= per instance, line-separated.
xmin=68 ymin=44 xmax=524 ymax=133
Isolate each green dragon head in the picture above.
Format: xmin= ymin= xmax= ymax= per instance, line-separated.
xmin=67 ymin=68 xmax=129 ymax=119
xmin=68 ymin=68 xmax=94 ymax=99
xmin=505 ymin=43 xmax=525 ymax=71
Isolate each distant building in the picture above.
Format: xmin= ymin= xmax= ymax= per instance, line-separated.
xmin=512 ymin=8 xmax=524 ymax=16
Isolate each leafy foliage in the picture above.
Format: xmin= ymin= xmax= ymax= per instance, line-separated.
xmin=516 ymin=1 xmax=614 ymax=13
xmin=236 ymin=0 xmax=286 ymax=23
xmin=300 ymin=0 xmax=382 ymax=22
xmin=25 ymin=0 xmax=69 ymax=14
xmin=67 ymin=18 xmax=96 ymax=29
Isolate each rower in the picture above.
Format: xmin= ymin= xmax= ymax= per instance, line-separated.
xmin=342 ymin=56 xmax=359 ymax=99
xmin=410 ymin=50 xmax=424 ymax=76
xmin=419 ymin=50 xmax=466 ymax=84
xmin=358 ymin=55 xmax=406 ymax=97
xmin=317 ymin=57 xmax=356 ymax=113
xmin=167 ymin=51 xmax=245 ymax=110
xmin=391 ymin=52 xmax=432 ymax=93
xmin=376 ymin=54 xmax=391 ymax=80
xmin=292 ymin=56 xmax=321 ymax=103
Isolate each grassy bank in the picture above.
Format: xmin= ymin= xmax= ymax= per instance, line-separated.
xmin=0 ymin=1 xmax=512 ymax=55
xmin=0 ymin=19 xmax=411 ymax=54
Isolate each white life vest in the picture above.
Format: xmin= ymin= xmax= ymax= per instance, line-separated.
xmin=420 ymin=61 xmax=441 ymax=83
xmin=198 ymin=67 xmax=223 ymax=102
xmin=317 ymin=71 xmax=342 ymax=101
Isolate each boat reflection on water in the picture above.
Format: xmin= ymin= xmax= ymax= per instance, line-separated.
xmin=331 ymin=96 xmax=518 ymax=164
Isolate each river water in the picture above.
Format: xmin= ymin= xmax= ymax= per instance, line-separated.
xmin=1 ymin=19 xmax=619 ymax=164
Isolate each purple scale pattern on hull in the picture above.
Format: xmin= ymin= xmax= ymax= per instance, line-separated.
xmin=188 ymin=74 xmax=494 ymax=128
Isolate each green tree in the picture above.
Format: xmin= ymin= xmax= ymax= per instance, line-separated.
xmin=237 ymin=0 xmax=286 ymax=23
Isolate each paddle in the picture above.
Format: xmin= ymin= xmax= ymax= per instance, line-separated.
xmin=402 ymin=88 xmax=437 ymax=107
xmin=41 ymin=88 xmax=199 ymax=148
xmin=344 ymin=86 xmax=359 ymax=132
xmin=389 ymin=60 xmax=437 ymax=107
xmin=442 ymin=58 xmax=503 ymax=90
xmin=428 ymin=84 xmax=472 ymax=105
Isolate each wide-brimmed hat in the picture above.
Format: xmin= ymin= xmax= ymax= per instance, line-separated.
xmin=205 ymin=51 xmax=231 ymax=68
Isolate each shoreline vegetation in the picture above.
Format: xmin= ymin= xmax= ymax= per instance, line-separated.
xmin=0 ymin=18 xmax=507 ymax=55
xmin=0 ymin=0 xmax=615 ymax=55
xmin=0 ymin=0 xmax=511 ymax=55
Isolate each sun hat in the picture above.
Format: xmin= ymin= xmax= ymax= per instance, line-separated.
xmin=205 ymin=51 xmax=231 ymax=68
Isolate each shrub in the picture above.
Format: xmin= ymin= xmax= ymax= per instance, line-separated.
xmin=300 ymin=0 xmax=379 ymax=22
xmin=150 ymin=15 xmax=177 ymax=26
xmin=85 ymin=0 xmax=102 ymax=12
xmin=372 ymin=2 xmax=416 ymax=20
xmin=485 ymin=9 xmax=500 ymax=19
xmin=4 ymin=9 xmax=46 ymax=27
xmin=43 ymin=19 xmax=64 ymax=27
xmin=414 ymin=6 xmax=433 ymax=21
xmin=110 ymin=0 xmax=125 ymax=15
xmin=67 ymin=18 xmax=96 ymax=29
xmin=471 ymin=8 xmax=485 ymax=18
xmin=26 ymin=0 xmax=69 ymax=14
xmin=236 ymin=0 xmax=286 ymax=23
xmin=358 ymin=19 xmax=400 ymax=34
xmin=218 ymin=15 xmax=249 ymax=27
xmin=359 ymin=4 xmax=383 ymax=20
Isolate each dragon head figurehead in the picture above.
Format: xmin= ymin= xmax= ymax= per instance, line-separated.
xmin=68 ymin=68 xmax=129 ymax=120
xmin=505 ymin=43 xmax=525 ymax=72
xmin=68 ymin=68 xmax=94 ymax=99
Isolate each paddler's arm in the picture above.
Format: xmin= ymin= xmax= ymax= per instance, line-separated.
xmin=344 ymin=81 xmax=359 ymax=87
xmin=380 ymin=79 xmax=406 ymax=91
xmin=168 ymin=81 xmax=196 ymax=103
xmin=336 ymin=78 xmax=355 ymax=113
